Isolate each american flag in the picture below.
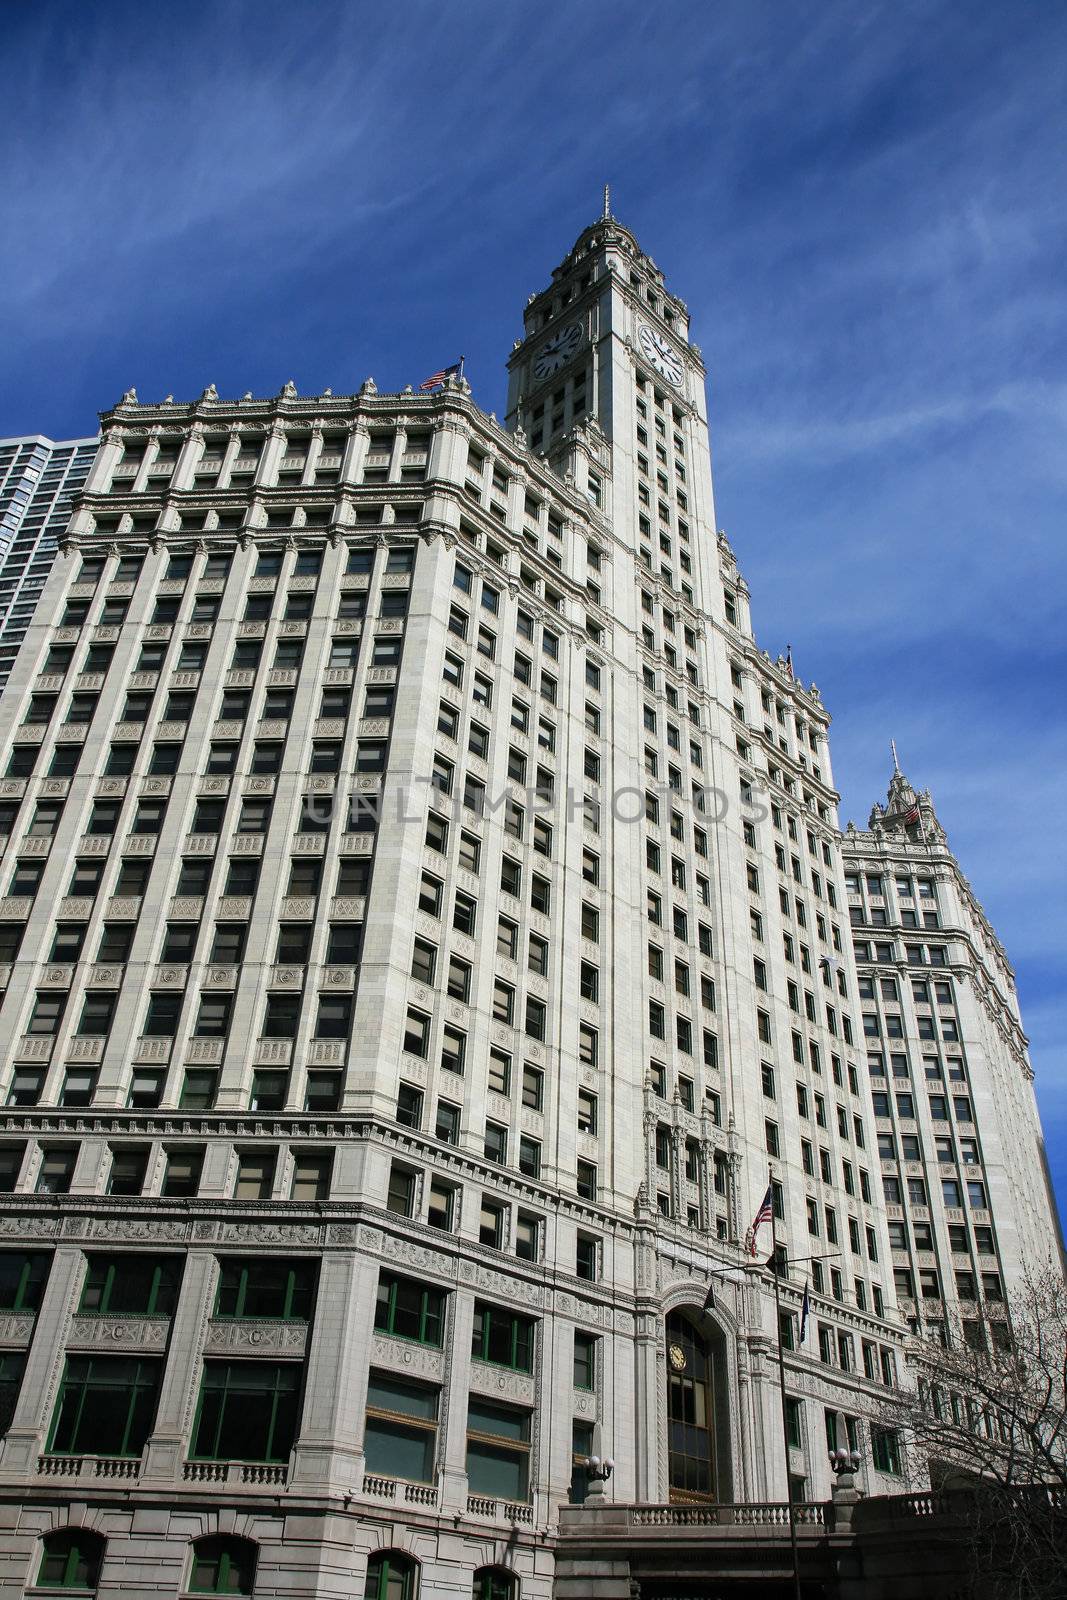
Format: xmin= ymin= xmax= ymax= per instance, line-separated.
xmin=799 ymin=1280 xmax=811 ymax=1344
xmin=748 ymin=1185 xmax=774 ymax=1256
xmin=419 ymin=362 xmax=462 ymax=392
xmin=901 ymin=801 xmax=920 ymax=826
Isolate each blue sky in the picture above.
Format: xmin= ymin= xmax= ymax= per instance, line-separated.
xmin=3 ymin=2 xmax=1065 ymax=1218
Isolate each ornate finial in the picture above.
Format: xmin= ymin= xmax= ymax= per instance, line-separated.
xmin=162 ymin=394 xmax=174 ymax=405
xmin=241 ymin=391 xmax=253 ymax=402
xmin=201 ymin=384 xmax=218 ymax=402
xmin=603 ymin=183 xmax=610 ymax=218
xmin=891 ymin=739 xmax=901 ymax=775
xmin=322 ymin=387 xmax=333 ymax=397
xmin=360 ymin=377 xmax=378 ymax=397
xmin=280 ymin=380 xmax=298 ymax=400
xmin=119 ymin=387 xmax=138 ymax=406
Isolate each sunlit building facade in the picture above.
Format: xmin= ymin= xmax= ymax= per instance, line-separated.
xmin=842 ymin=768 xmax=1061 ymax=1355
xmin=0 ymin=213 xmax=1057 ymax=1600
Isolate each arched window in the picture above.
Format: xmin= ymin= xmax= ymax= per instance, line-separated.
xmin=189 ymin=1535 xmax=258 ymax=1595
xmin=474 ymin=1568 xmax=517 ymax=1600
xmin=364 ymin=1550 xmax=418 ymax=1600
xmin=37 ymin=1529 xmax=105 ymax=1591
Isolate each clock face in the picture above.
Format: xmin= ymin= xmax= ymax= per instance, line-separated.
xmin=534 ymin=322 xmax=582 ymax=379
xmin=668 ymin=1343 xmax=687 ymax=1372
xmin=638 ymin=323 xmax=684 ymax=388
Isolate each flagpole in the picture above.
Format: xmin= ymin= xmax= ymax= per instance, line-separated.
xmin=458 ymin=355 xmax=465 ymax=379
xmin=768 ymin=1164 xmax=803 ymax=1600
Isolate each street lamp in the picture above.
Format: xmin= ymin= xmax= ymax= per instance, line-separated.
xmin=583 ymin=1453 xmax=615 ymax=1502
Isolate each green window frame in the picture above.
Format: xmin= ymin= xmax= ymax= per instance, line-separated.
xmin=79 ymin=1255 xmax=181 ymax=1317
xmin=573 ymin=1332 xmax=597 ymax=1391
xmin=374 ymin=1273 xmax=446 ymax=1347
xmin=0 ymin=1350 xmax=26 ymax=1436
xmin=189 ymin=1534 xmax=257 ymax=1595
xmin=37 ymin=1529 xmax=105 ymax=1591
xmin=47 ymin=1357 xmax=162 ymax=1458
xmin=785 ymin=1396 xmax=803 ymax=1450
xmin=471 ymin=1302 xmax=535 ymax=1372
xmin=364 ymin=1551 xmax=418 ymax=1600
xmin=0 ymin=1250 xmax=50 ymax=1312
xmin=474 ymin=1569 xmax=516 ymax=1600
xmin=214 ymin=1258 xmax=315 ymax=1320
xmin=871 ymin=1423 xmax=901 ymax=1475
xmin=192 ymin=1360 xmax=302 ymax=1464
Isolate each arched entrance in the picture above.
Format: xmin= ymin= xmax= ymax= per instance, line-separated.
xmin=665 ymin=1308 xmax=731 ymax=1503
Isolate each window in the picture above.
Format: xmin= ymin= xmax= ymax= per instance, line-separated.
xmin=387 ymin=1163 xmax=416 ymax=1217
xmin=466 ymin=1397 xmax=531 ymax=1501
xmin=364 ymin=1552 xmax=419 ymax=1600
xmin=576 ymin=1233 xmax=598 ymax=1281
xmin=0 ymin=1251 xmax=50 ymax=1311
xmin=162 ymin=1148 xmax=203 ymax=1197
xmin=36 ymin=1149 xmax=76 ymax=1193
xmin=234 ymin=1152 xmax=275 ymax=1199
xmin=216 ymin=1259 xmax=314 ymax=1320
xmin=315 ymin=996 xmax=352 ymax=1039
xmin=472 ymin=1301 xmax=534 ymax=1371
xmin=80 ymin=1255 xmax=181 ymax=1317
xmin=473 ymin=1570 xmax=516 ymax=1600
xmin=48 ymin=1356 xmax=161 ymax=1457
xmin=374 ymin=1272 xmax=446 ymax=1346
xmin=108 ymin=1149 xmax=149 ymax=1196
xmin=363 ymin=1373 xmax=439 ymax=1485
xmin=291 ymin=1152 xmax=331 ymax=1200
xmin=871 ymin=1424 xmax=901 ymax=1475
xmin=36 ymin=1530 xmax=106 ymax=1593
xmin=192 ymin=1361 xmax=301 ymax=1463
xmin=189 ymin=1536 xmax=257 ymax=1596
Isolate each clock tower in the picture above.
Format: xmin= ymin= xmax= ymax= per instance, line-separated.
xmin=505 ymin=202 xmax=718 ymax=608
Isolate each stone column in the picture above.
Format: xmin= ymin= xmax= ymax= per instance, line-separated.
xmin=438 ymin=1289 xmax=474 ymax=1512
xmin=0 ymin=1244 xmax=84 ymax=1478
xmin=83 ymin=430 xmax=124 ymax=496
xmin=171 ymin=424 xmax=203 ymax=492
xmin=289 ymin=1250 xmax=377 ymax=1491
xmin=302 ymin=427 xmax=324 ymax=488
xmin=256 ymin=423 xmax=286 ymax=489
xmin=140 ymin=1249 xmax=217 ymax=1482
xmin=340 ymin=421 xmax=369 ymax=487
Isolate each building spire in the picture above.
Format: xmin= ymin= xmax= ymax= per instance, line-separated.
xmin=603 ymin=182 xmax=611 ymax=219
xmin=891 ymin=739 xmax=901 ymax=776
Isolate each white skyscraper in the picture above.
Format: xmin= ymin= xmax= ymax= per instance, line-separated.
xmin=842 ymin=764 xmax=1062 ymax=1352
xmin=0 ymin=210 xmax=1057 ymax=1600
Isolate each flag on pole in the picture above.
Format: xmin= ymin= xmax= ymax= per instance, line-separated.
xmin=799 ymin=1280 xmax=811 ymax=1344
xmin=901 ymin=801 xmax=920 ymax=826
xmin=748 ymin=1185 xmax=773 ymax=1257
xmin=702 ymin=1281 xmax=715 ymax=1314
xmin=419 ymin=362 xmax=462 ymax=391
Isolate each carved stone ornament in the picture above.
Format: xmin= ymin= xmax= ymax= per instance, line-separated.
xmin=67 ymin=1315 xmax=170 ymax=1349
xmin=205 ymin=1319 xmax=308 ymax=1355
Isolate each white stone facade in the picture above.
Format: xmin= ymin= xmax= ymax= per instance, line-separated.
xmin=0 ymin=215 xmax=1056 ymax=1599
xmin=842 ymin=770 xmax=1062 ymax=1351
